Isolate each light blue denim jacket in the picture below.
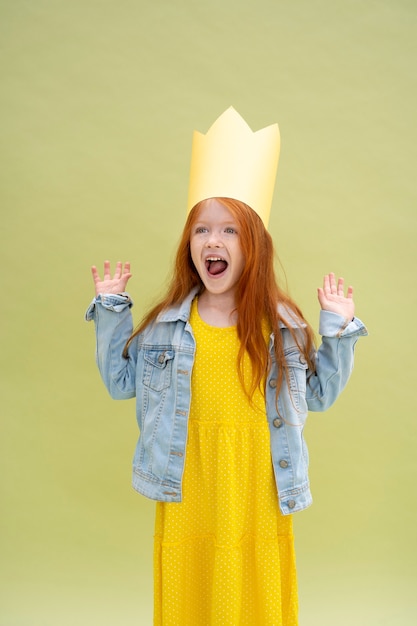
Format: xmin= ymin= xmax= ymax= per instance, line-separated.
xmin=86 ymin=288 xmax=367 ymax=515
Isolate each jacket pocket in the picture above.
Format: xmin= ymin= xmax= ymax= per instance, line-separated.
xmin=142 ymin=349 xmax=174 ymax=392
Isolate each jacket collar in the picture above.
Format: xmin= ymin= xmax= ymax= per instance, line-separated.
xmin=156 ymin=287 xmax=200 ymax=323
xmin=277 ymin=304 xmax=307 ymax=329
xmin=156 ymin=287 xmax=305 ymax=329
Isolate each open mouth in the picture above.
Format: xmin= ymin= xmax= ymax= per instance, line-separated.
xmin=205 ymin=256 xmax=228 ymax=276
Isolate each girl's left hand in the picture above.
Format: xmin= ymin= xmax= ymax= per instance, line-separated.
xmin=317 ymin=273 xmax=355 ymax=320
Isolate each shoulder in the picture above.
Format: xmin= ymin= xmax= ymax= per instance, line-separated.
xmin=156 ymin=288 xmax=199 ymax=324
xmin=277 ymin=303 xmax=307 ymax=330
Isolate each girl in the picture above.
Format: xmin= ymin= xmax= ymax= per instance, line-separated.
xmin=86 ymin=197 xmax=367 ymax=625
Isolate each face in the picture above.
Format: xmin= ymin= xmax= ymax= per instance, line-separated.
xmin=190 ymin=198 xmax=245 ymax=300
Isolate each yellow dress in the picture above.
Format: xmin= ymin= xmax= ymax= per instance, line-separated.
xmin=154 ymin=299 xmax=298 ymax=625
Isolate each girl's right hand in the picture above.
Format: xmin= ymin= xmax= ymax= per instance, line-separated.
xmin=91 ymin=261 xmax=132 ymax=296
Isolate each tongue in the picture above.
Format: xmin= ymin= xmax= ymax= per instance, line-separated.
xmin=209 ymin=260 xmax=227 ymax=275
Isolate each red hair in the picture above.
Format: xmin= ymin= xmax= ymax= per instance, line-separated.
xmin=124 ymin=198 xmax=316 ymax=401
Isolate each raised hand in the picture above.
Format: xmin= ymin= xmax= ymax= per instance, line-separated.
xmin=91 ymin=261 xmax=132 ymax=296
xmin=317 ymin=272 xmax=355 ymax=320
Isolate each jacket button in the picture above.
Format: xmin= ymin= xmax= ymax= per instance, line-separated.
xmin=288 ymin=499 xmax=296 ymax=509
xmin=299 ymin=355 xmax=307 ymax=365
xmin=273 ymin=417 xmax=283 ymax=428
xmin=279 ymin=459 xmax=288 ymax=468
xmin=269 ymin=379 xmax=277 ymax=388
xmin=158 ymin=353 xmax=165 ymax=364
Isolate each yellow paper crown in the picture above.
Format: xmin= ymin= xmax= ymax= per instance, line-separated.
xmin=187 ymin=107 xmax=280 ymax=227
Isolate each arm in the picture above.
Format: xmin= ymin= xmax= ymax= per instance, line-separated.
xmin=86 ymin=261 xmax=138 ymax=400
xmin=306 ymin=273 xmax=367 ymax=411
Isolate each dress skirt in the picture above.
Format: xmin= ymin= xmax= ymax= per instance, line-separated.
xmin=153 ymin=299 xmax=298 ymax=625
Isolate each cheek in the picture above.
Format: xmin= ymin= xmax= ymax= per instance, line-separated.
xmin=189 ymin=239 xmax=196 ymax=261
xmin=235 ymin=248 xmax=246 ymax=277
xmin=189 ymin=240 xmax=201 ymax=271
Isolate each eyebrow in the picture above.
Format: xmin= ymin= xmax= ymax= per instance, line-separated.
xmin=194 ymin=220 xmax=238 ymax=227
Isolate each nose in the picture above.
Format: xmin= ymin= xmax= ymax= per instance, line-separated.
xmin=205 ymin=231 xmax=222 ymax=248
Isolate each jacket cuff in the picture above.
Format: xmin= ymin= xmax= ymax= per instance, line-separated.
xmin=85 ymin=293 xmax=133 ymax=321
xmin=318 ymin=310 xmax=368 ymax=338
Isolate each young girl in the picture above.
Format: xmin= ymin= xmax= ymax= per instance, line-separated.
xmin=86 ymin=112 xmax=367 ymax=625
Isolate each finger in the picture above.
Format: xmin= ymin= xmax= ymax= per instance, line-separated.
xmin=329 ymin=272 xmax=337 ymax=294
xmin=337 ymin=277 xmax=345 ymax=296
xmin=323 ymin=274 xmax=330 ymax=295
xmin=347 ymin=285 xmax=354 ymax=299
xmin=91 ymin=265 xmax=101 ymax=283
xmin=103 ymin=260 xmax=111 ymax=279
xmin=114 ymin=261 xmax=123 ymax=279
xmin=123 ymin=262 xmax=131 ymax=274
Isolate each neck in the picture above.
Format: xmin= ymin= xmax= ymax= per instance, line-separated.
xmin=197 ymin=290 xmax=237 ymax=327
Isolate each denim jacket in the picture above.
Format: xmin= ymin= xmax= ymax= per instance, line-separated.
xmin=86 ymin=288 xmax=367 ymax=515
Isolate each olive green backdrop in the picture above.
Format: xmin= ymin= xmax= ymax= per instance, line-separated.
xmin=1 ymin=1 xmax=416 ymax=624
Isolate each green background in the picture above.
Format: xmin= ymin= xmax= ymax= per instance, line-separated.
xmin=1 ymin=1 xmax=416 ymax=624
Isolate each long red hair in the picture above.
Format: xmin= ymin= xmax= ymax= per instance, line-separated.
xmin=123 ymin=198 xmax=316 ymax=401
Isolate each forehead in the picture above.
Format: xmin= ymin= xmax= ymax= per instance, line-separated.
xmin=194 ymin=198 xmax=236 ymax=223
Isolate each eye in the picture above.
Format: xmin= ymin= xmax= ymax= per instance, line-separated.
xmin=225 ymin=227 xmax=237 ymax=234
xmin=194 ymin=226 xmax=208 ymax=234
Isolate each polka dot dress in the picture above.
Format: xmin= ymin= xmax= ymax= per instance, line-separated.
xmin=154 ymin=299 xmax=298 ymax=625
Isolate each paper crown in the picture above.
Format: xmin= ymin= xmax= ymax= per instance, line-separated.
xmin=187 ymin=107 xmax=280 ymax=227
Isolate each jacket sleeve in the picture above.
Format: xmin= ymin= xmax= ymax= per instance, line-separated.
xmin=306 ymin=310 xmax=368 ymax=412
xmin=85 ymin=293 xmax=138 ymax=400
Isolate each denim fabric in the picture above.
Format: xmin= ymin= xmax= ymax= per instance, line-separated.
xmin=86 ymin=289 xmax=367 ymax=514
